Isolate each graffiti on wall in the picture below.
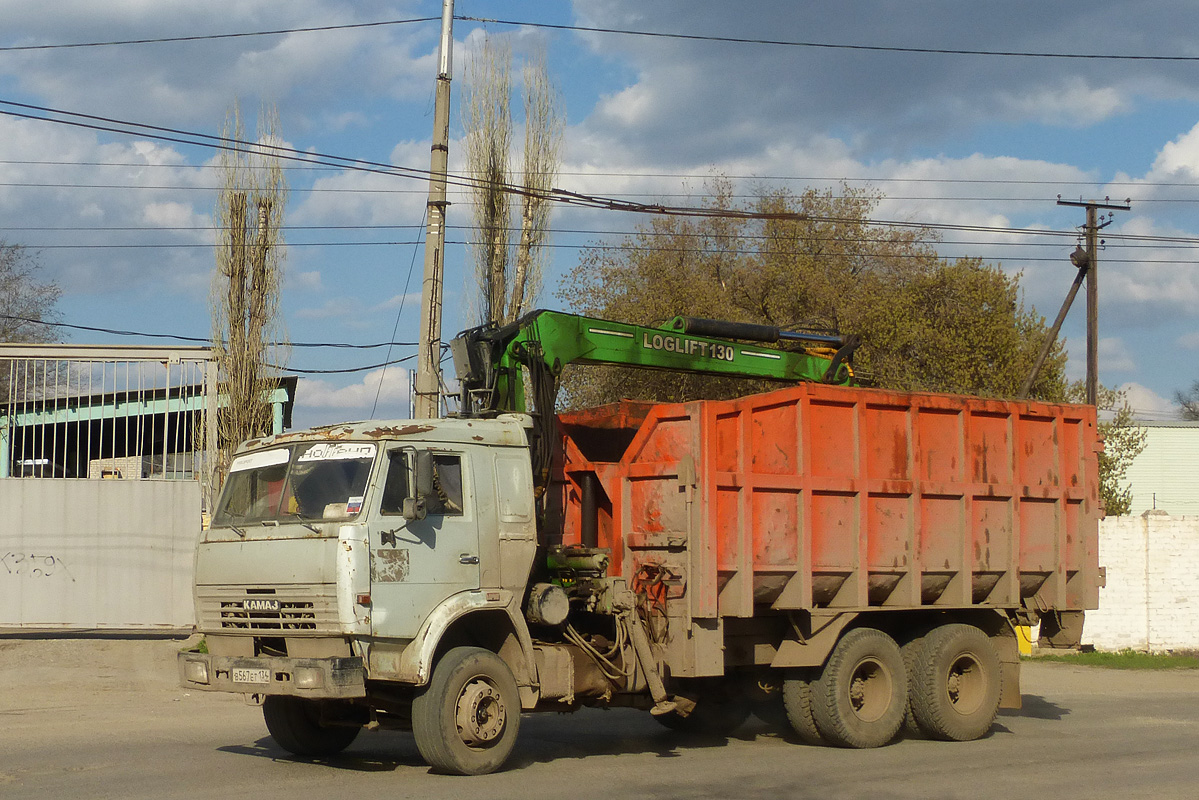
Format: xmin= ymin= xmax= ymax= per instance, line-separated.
xmin=1 ymin=552 xmax=76 ymax=581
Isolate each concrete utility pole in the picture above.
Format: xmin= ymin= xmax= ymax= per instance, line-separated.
xmin=413 ymin=0 xmax=455 ymax=419
xmin=1055 ymin=196 xmax=1130 ymax=406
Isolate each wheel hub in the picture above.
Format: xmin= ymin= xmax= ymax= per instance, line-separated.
xmin=946 ymin=655 xmax=984 ymax=714
xmin=848 ymin=658 xmax=891 ymax=723
xmin=455 ymin=678 xmax=506 ymax=746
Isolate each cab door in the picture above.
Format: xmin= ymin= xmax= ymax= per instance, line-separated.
xmin=369 ymin=448 xmax=480 ymax=638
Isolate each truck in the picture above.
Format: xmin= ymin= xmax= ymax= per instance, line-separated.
xmin=179 ymin=310 xmax=1101 ymax=775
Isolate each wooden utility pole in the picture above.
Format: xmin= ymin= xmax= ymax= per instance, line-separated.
xmin=413 ymin=0 xmax=455 ymax=419
xmin=1056 ymin=197 xmax=1130 ymax=406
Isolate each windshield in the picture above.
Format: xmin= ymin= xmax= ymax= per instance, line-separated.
xmin=213 ymin=442 xmax=376 ymax=527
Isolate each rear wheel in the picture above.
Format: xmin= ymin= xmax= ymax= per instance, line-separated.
xmin=810 ymin=628 xmax=905 ymax=748
xmin=411 ymin=646 xmax=521 ymax=775
xmin=782 ymin=670 xmax=824 ymax=745
xmin=900 ymin=635 xmax=926 ymax=737
xmin=909 ymin=624 xmax=1001 ymax=741
xmin=262 ymin=696 xmax=360 ymax=757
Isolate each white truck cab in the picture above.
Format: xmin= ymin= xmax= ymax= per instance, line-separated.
xmin=180 ymin=416 xmax=541 ymax=772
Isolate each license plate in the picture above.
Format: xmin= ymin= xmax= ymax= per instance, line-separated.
xmin=231 ymin=667 xmax=271 ymax=684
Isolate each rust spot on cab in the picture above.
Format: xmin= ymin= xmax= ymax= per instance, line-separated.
xmin=362 ymin=424 xmax=435 ymax=438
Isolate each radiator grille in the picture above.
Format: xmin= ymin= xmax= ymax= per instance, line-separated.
xmin=197 ymin=585 xmax=340 ymax=634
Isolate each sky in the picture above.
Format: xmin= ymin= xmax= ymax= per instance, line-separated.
xmin=2 ymin=0 xmax=1198 ymax=428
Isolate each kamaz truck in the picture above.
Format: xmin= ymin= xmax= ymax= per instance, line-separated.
xmin=179 ymin=311 xmax=1100 ymax=774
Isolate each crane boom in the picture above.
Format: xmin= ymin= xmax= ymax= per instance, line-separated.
xmin=450 ymin=309 xmax=859 ymax=416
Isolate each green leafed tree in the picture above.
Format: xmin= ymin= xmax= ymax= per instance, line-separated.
xmin=559 ymin=181 xmax=1066 ymax=407
xmin=1086 ymin=385 xmax=1147 ymax=517
xmin=558 ymin=180 xmax=1142 ymax=514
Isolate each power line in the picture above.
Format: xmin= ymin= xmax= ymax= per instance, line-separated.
xmin=12 ymin=158 xmax=1199 ymax=191
xmin=2 ymin=99 xmax=1195 ymax=248
xmin=7 ymin=221 xmax=1199 ymax=248
xmin=0 ymin=314 xmax=415 ymax=348
xmin=459 ymin=15 xmax=1199 ymax=62
xmin=0 ymin=17 xmax=438 ymax=52
xmin=5 ymin=13 xmax=1197 ymax=62
xmin=11 ymin=177 xmax=1199 ymax=207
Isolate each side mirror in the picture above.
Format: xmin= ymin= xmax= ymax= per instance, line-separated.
xmin=402 ymin=496 xmax=426 ymax=521
xmin=403 ymin=450 xmax=434 ymax=521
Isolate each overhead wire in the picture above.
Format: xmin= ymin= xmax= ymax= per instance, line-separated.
xmin=0 ymin=313 xmax=415 ymax=349
xmin=457 ymin=15 xmax=1199 ymax=62
xmin=4 ymin=12 xmax=1198 ymax=62
xmin=0 ymin=17 xmax=439 ymax=52
xmin=0 ymin=99 xmax=1188 ymax=246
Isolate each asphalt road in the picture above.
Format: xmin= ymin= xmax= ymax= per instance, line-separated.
xmin=2 ymin=637 xmax=1197 ymax=800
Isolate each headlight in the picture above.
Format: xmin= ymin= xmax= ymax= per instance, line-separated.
xmin=183 ymin=658 xmax=210 ymax=685
xmin=294 ymin=666 xmax=325 ymax=689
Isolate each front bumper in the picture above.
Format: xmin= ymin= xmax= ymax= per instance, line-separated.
xmin=178 ymin=652 xmax=366 ymax=698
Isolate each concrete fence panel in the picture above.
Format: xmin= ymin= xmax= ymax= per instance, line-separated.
xmin=0 ymin=479 xmax=200 ymax=632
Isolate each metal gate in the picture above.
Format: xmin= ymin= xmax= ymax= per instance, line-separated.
xmin=0 ymin=345 xmax=217 ymax=632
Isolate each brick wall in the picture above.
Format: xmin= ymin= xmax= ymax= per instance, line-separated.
xmin=1082 ymin=511 xmax=1199 ymax=653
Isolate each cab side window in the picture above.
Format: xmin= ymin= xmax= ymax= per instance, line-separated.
xmin=379 ymin=450 xmax=409 ymax=516
xmin=427 ymin=454 xmax=464 ymax=516
xmin=379 ymin=451 xmax=465 ymax=517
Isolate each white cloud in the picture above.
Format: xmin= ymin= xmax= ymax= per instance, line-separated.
xmin=290 ymin=270 xmax=324 ymax=292
xmin=1117 ymin=382 xmax=1179 ymax=421
xmin=1178 ymin=331 xmax=1199 ymax=350
xmin=996 ymin=78 xmax=1127 ymax=127
xmin=1099 ymin=337 xmax=1136 ymax=373
xmin=1149 ymin=121 xmax=1199 ymax=179
xmin=371 ymin=293 xmax=421 ymax=313
xmin=298 ymin=367 xmax=410 ymax=410
xmin=295 ymin=297 xmax=357 ymax=321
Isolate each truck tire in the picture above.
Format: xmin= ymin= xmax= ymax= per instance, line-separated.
xmin=909 ymin=623 xmax=1001 ymax=741
xmin=900 ymin=635 xmax=925 ymax=737
xmin=810 ymin=628 xmax=905 ymax=748
xmin=781 ymin=670 xmax=824 ymax=745
xmin=262 ymin=696 xmax=360 ymax=757
xmin=411 ymin=646 xmax=521 ymax=775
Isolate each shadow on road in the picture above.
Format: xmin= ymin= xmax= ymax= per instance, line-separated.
xmin=215 ymin=709 xmax=763 ymax=773
xmin=218 ymin=733 xmax=425 ymax=773
xmin=998 ymin=694 xmax=1070 ymax=720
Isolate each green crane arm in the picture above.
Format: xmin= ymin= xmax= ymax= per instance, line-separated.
xmin=450 ymin=309 xmax=858 ymax=416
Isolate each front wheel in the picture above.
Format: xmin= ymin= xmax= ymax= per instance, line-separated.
xmin=411 ymin=646 xmax=521 ymax=775
xmin=262 ymin=696 xmax=360 ymax=757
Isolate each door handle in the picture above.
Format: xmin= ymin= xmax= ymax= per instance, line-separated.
xmin=459 ymin=554 xmax=480 ymax=565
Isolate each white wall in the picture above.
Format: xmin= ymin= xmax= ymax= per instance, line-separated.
xmin=1125 ymin=423 xmax=1199 ymax=516
xmin=1083 ymin=512 xmax=1199 ymax=653
xmin=0 ymin=479 xmax=200 ymax=632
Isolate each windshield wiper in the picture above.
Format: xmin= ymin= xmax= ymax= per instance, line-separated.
xmin=277 ymin=513 xmax=321 ymax=534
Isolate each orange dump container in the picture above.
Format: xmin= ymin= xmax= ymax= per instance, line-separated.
xmin=554 ymin=382 xmax=1101 ymax=619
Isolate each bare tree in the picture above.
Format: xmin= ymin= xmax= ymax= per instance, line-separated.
xmin=509 ymin=48 xmax=562 ymax=323
xmin=463 ymin=37 xmax=562 ymax=326
xmin=1 ymin=240 xmax=62 ymax=402
xmin=1176 ymin=381 xmax=1199 ymax=420
xmin=0 ymin=241 xmax=60 ymax=345
xmin=210 ymin=103 xmax=288 ymax=481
